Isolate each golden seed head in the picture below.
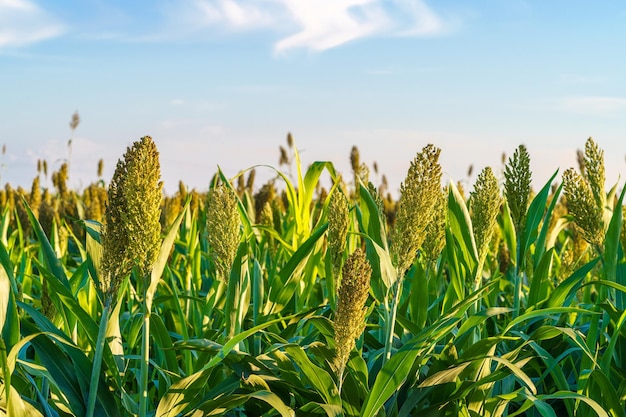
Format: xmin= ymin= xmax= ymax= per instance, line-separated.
xmin=254 ymin=182 xmax=276 ymax=223
xmin=52 ymin=163 xmax=69 ymax=196
xmin=504 ymin=144 xmax=532 ymax=232
xmin=84 ymin=183 xmax=107 ymax=223
xmin=390 ymin=144 xmax=442 ymax=276
xmin=356 ymin=163 xmax=370 ymax=186
xmin=470 ymin=166 xmax=502 ymax=260
xmin=562 ymin=168 xmax=604 ymax=247
xmin=422 ymin=187 xmax=447 ymax=265
xmin=69 ymin=111 xmax=80 ymax=131
xmin=101 ymin=136 xmax=163 ymax=302
xmin=206 ymin=184 xmax=241 ymax=282
xmin=30 ymin=175 xmax=42 ymax=216
xmin=350 ymin=146 xmax=360 ymax=173
xmin=246 ymin=169 xmax=256 ymax=193
xmin=583 ymin=137 xmax=605 ymax=210
xmin=287 ymin=132 xmax=294 ymax=148
xmin=576 ymin=149 xmax=586 ymax=176
xmin=259 ymin=202 xmax=274 ymax=228
xmin=328 ymin=190 xmax=349 ymax=277
xmin=97 ymin=158 xmax=104 ymax=178
xmin=279 ymin=146 xmax=289 ymax=166
xmin=333 ymin=248 xmax=371 ymax=375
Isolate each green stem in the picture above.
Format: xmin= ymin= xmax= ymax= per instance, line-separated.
xmin=86 ymin=302 xmax=110 ymax=417
xmin=512 ymin=242 xmax=522 ymax=319
xmin=139 ymin=303 xmax=151 ymax=417
xmin=383 ymin=276 xmax=402 ymax=364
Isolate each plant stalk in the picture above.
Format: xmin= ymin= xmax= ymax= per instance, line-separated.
xmin=86 ymin=301 xmax=110 ymax=417
xmin=139 ymin=307 xmax=151 ymax=417
xmin=383 ymin=275 xmax=403 ymax=364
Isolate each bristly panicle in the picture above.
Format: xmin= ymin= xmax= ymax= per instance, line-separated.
xmin=471 ymin=167 xmax=502 ymax=261
xmin=328 ymin=190 xmax=349 ymax=278
xmin=390 ymin=144 xmax=442 ymax=276
xmin=504 ymin=144 xmax=532 ymax=233
xmin=333 ymin=249 xmax=371 ymax=378
xmin=101 ymin=136 xmax=163 ymax=304
xmin=206 ymin=184 xmax=241 ymax=283
xmin=422 ymin=187 xmax=447 ymax=266
xmin=122 ymin=137 xmax=163 ymax=276
xmin=562 ymin=168 xmax=604 ymax=248
xmin=583 ymin=137 xmax=605 ymax=211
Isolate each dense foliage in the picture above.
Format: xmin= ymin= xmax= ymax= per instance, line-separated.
xmin=1 ymin=136 xmax=625 ymax=417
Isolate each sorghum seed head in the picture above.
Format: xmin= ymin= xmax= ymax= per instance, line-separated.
xmin=422 ymin=187 xmax=447 ymax=265
xmin=328 ymin=190 xmax=349 ymax=278
xmin=206 ymin=184 xmax=241 ymax=282
xmin=333 ymin=249 xmax=371 ymax=375
xmin=504 ymin=144 xmax=532 ymax=233
xmin=101 ymin=136 xmax=163 ymax=303
xmin=391 ymin=144 xmax=442 ymax=276
xmin=562 ymin=168 xmax=604 ymax=248
xmin=583 ymin=137 xmax=605 ymax=211
xmin=470 ymin=167 xmax=502 ymax=260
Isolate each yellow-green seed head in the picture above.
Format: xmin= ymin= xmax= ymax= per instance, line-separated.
xmin=328 ymin=190 xmax=349 ymax=277
xmin=333 ymin=248 xmax=371 ymax=375
xmin=391 ymin=144 xmax=442 ymax=276
xmin=422 ymin=187 xmax=447 ymax=266
xmin=470 ymin=167 xmax=502 ymax=260
xmin=121 ymin=136 xmax=163 ymax=276
xmin=504 ymin=144 xmax=532 ymax=233
xmin=583 ymin=137 xmax=605 ymax=211
xmin=101 ymin=136 xmax=163 ymax=303
xmin=562 ymin=168 xmax=604 ymax=248
xmin=206 ymin=184 xmax=241 ymax=282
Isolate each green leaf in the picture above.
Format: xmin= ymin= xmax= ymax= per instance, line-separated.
xmin=586 ymin=370 xmax=626 ymax=417
xmin=547 ymin=257 xmax=600 ymax=308
xmin=21 ymin=196 xmax=70 ymax=288
xmin=521 ymin=170 xmax=558 ymax=264
xmin=283 ymin=344 xmax=340 ymax=406
xmin=447 ymin=180 xmax=478 ymax=265
xmin=527 ymin=248 xmax=554 ymax=308
xmin=147 ymin=198 xmax=190 ymax=310
xmin=267 ymin=223 xmax=328 ymax=314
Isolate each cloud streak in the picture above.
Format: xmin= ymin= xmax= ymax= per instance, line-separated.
xmin=188 ymin=0 xmax=450 ymax=52
xmin=560 ymin=96 xmax=626 ymax=116
xmin=0 ymin=0 xmax=64 ymax=48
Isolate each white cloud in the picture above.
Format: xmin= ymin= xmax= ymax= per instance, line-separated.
xmin=192 ymin=0 xmax=277 ymax=29
xmin=274 ymin=0 xmax=387 ymax=52
xmin=0 ymin=0 xmax=64 ymax=48
xmin=183 ymin=0 xmax=449 ymax=53
xmin=560 ymin=96 xmax=626 ymax=115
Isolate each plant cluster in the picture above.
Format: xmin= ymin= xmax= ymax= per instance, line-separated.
xmin=0 ymin=136 xmax=625 ymax=417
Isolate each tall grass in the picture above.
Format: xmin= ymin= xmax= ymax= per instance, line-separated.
xmin=0 ymin=136 xmax=625 ymax=417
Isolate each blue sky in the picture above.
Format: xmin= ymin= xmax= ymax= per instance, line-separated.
xmin=1 ymin=0 xmax=625 ymax=195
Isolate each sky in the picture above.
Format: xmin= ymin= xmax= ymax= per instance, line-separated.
xmin=1 ymin=0 xmax=625 ymax=195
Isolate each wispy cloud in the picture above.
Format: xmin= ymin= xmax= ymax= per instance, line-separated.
xmin=184 ymin=0 xmax=451 ymax=53
xmin=560 ymin=96 xmax=626 ymax=116
xmin=0 ymin=0 xmax=64 ymax=48
xmin=557 ymin=73 xmax=605 ymax=84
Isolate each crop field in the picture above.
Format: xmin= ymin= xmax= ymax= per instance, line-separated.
xmin=0 ymin=135 xmax=625 ymax=416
